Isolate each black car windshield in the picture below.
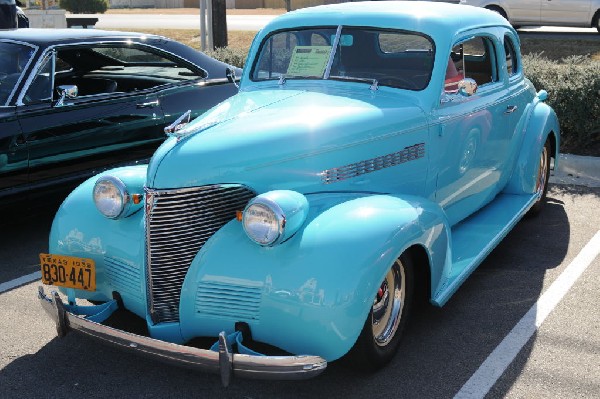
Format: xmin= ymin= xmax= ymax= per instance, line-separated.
xmin=0 ymin=42 xmax=34 ymax=104
xmin=251 ymin=26 xmax=434 ymax=90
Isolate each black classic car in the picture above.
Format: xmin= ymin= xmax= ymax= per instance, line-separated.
xmin=0 ymin=29 xmax=240 ymax=209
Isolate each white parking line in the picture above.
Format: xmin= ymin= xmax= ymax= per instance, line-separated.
xmin=454 ymin=229 xmax=600 ymax=399
xmin=0 ymin=271 xmax=41 ymax=294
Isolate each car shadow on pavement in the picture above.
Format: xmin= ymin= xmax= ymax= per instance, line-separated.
xmin=0 ymin=191 xmax=570 ymax=398
xmin=0 ymin=201 xmax=58 ymax=285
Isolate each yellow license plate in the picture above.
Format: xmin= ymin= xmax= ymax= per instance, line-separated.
xmin=39 ymin=253 xmax=96 ymax=291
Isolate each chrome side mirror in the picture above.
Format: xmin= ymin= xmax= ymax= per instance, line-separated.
xmin=458 ymin=78 xmax=478 ymax=97
xmin=55 ymin=85 xmax=78 ymax=107
xmin=226 ymin=67 xmax=239 ymax=89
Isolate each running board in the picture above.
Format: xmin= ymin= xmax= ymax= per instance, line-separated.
xmin=432 ymin=193 xmax=538 ymax=306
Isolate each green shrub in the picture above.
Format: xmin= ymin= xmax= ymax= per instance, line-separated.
xmin=205 ymin=47 xmax=248 ymax=69
xmin=523 ymin=54 xmax=600 ymax=155
xmin=59 ymin=0 xmax=108 ymax=14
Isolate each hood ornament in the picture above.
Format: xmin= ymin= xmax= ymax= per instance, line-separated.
xmin=164 ymin=110 xmax=192 ymax=137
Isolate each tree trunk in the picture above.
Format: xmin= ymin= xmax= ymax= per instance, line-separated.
xmin=211 ymin=0 xmax=228 ymax=49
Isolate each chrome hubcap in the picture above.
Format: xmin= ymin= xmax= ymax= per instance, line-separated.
xmin=535 ymin=145 xmax=549 ymax=196
xmin=372 ymin=260 xmax=405 ymax=347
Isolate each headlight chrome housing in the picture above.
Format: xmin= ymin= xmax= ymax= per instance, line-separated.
xmin=93 ymin=176 xmax=130 ymax=219
xmin=242 ymin=190 xmax=309 ymax=246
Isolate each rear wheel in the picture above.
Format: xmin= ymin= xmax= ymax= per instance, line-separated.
xmin=594 ymin=12 xmax=600 ymax=33
xmin=527 ymin=139 xmax=551 ymax=217
xmin=346 ymin=253 xmax=414 ymax=370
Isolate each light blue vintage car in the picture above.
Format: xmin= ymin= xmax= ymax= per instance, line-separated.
xmin=38 ymin=1 xmax=559 ymax=385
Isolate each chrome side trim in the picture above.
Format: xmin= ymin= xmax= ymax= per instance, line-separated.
xmin=38 ymin=287 xmax=327 ymax=385
xmin=320 ymin=143 xmax=426 ymax=184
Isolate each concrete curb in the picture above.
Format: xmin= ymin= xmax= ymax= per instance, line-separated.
xmin=550 ymin=154 xmax=600 ymax=188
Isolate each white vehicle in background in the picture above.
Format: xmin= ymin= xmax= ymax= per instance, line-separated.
xmin=460 ymin=0 xmax=600 ymax=32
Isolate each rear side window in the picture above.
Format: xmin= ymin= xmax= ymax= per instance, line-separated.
xmin=76 ymin=46 xmax=205 ymax=81
xmin=504 ymin=36 xmax=519 ymax=76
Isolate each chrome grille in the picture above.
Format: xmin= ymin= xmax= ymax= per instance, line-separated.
xmin=145 ymin=184 xmax=255 ymax=324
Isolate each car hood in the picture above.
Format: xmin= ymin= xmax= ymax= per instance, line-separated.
xmin=147 ymin=87 xmax=428 ymax=193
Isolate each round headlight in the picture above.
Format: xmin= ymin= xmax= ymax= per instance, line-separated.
xmin=242 ymin=199 xmax=284 ymax=246
xmin=93 ymin=176 xmax=129 ymax=219
xmin=242 ymin=191 xmax=309 ymax=247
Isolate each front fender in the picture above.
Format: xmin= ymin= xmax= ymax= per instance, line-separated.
xmin=49 ymin=165 xmax=148 ymax=318
xmin=504 ymin=97 xmax=560 ymax=195
xmin=179 ymin=192 xmax=450 ymax=361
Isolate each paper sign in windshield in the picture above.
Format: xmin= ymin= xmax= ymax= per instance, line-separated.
xmin=286 ymin=46 xmax=332 ymax=77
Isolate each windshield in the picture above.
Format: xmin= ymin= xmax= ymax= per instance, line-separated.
xmin=0 ymin=42 xmax=34 ymax=105
xmin=251 ymin=26 xmax=434 ymax=90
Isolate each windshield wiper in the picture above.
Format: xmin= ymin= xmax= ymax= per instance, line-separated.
xmin=276 ymin=75 xmax=324 ymax=85
xmin=329 ymin=76 xmax=379 ymax=91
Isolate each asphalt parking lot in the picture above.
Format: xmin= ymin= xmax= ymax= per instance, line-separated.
xmin=0 ymin=183 xmax=598 ymax=398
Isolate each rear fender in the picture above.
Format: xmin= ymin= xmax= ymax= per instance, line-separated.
xmin=504 ymin=97 xmax=560 ymax=195
xmin=180 ymin=192 xmax=450 ymax=360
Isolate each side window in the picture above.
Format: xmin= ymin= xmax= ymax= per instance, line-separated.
xmin=89 ymin=46 xmax=205 ymax=82
xmin=504 ymin=35 xmax=519 ymax=77
xmin=449 ymin=36 xmax=497 ymax=89
xmin=50 ymin=44 xmax=206 ymax=99
xmin=22 ymin=55 xmax=53 ymax=105
xmin=55 ymin=57 xmax=72 ymax=73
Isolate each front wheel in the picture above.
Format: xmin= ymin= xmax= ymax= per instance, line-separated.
xmin=527 ymin=139 xmax=551 ymax=217
xmin=346 ymin=254 xmax=414 ymax=370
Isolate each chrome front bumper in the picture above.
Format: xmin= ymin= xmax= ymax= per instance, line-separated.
xmin=38 ymin=287 xmax=327 ymax=386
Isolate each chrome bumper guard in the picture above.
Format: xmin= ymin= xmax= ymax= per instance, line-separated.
xmin=38 ymin=287 xmax=327 ymax=386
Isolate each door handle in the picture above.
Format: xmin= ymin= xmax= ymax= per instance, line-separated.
xmin=136 ymin=100 xmax=159 ymax=108
xmin=504 ymin=105 xmax=518 ymax=114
